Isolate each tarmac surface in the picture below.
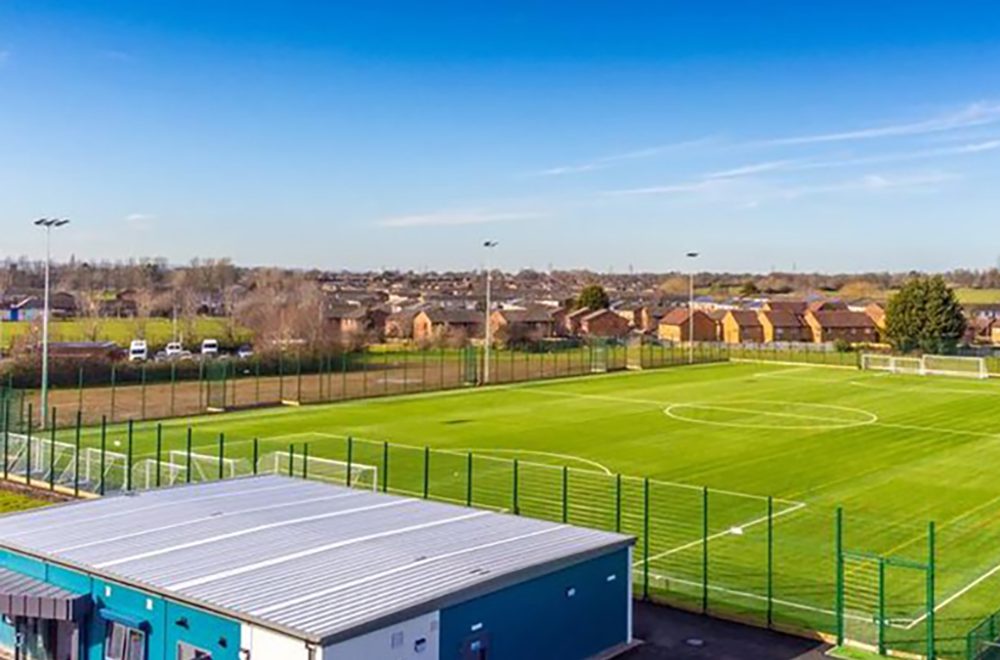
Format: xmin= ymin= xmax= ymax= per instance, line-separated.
xmin=623 ymin=601 xmax=832 ymax=660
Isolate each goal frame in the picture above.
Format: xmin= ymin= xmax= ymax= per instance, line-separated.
xmin=860 ymin=353 xmax=989 ymax=380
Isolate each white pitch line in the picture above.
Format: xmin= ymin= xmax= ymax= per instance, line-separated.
xmin=903 ymin=558 xmax=1000 ymax=630
xmin=635 ymin=501 xmax=807 ymax=566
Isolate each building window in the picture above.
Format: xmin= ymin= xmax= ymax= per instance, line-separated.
xmin=105 ymin=622 xmax=146 ymax=660
xmin=177 ymin=642 xmax=213 ymax=660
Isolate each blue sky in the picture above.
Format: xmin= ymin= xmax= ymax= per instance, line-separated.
xmin=2 ymin=2 xmax=1000 ymax=273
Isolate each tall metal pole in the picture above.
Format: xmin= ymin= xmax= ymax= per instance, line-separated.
xmin=482 ymin=240 xmax=498 ymax=384
xmin=35 ymin=218 xmax=69 ymax=429
xmin=686 ymin=251 xmax=699 ymax=364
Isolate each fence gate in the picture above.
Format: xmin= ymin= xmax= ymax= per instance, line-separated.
xmin=589 ymin=340 xmax=609 ymax=373
xmin=837 ymin=510 xmax=936 ymax=658
xmin=0 ymin=387 xmax=25 ymax=435
xmin=204 ymin=361 xmax=228 ymax=411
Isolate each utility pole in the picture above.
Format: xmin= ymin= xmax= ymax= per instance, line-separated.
xmin=34 ymin=218 xmax=70 ymax=429
xmin=686 ymin=252 xmax=700 ymax=364
xmin=482 ymin=241 xmax=499 ymax=384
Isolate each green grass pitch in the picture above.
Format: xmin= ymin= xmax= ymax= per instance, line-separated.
xmin=60 ymin=360 xmax=1000 ymax=655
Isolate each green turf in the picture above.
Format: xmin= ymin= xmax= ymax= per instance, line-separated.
xmin=45 ymin=361 xmax=1000 ymax=657
xmin=0 ymin=488 xmax=50 ymax=514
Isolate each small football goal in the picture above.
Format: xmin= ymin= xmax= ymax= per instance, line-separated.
xmin=860 ymin=353 xmax=989 ymax=379
xmin=261 ymin=452 xmax=378 ymax=490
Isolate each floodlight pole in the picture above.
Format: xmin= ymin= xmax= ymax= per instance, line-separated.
xmin=686 ymin=252 xmax=699 ymax=364
xmin=482 ymin=241 xmax=499 ymax=384
xmin=34 ymin=218 xmax=70 ymax=429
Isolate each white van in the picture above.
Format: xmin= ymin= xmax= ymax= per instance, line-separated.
xmin=128 ymin=340 xmax=148 ymax=362
xmin=201 ymin=338 xmax=219 ymax=357
xmin=165 ymin=342 xmax=184 ymax=358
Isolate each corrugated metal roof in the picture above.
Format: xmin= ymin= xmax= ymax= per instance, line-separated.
xmin=0 ymin=476 xmax=632 ymax=645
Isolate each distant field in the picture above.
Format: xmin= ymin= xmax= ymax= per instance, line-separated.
xmin=48 ymin=360 xmax=1000 ymax=656
xmin=954 ymin=288 xmax=1000 ymax=305
xmin=0 ymin=317 xmax=249 ymax=350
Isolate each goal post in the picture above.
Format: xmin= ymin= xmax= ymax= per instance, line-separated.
xmin=167 ymin=450 xmax=247 ymax=481
xmin=860 ymin=353 xmax=989 ymax=379
xmin=260 ymin=451 xmax=378 ymax=490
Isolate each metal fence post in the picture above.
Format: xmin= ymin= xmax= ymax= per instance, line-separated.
xmin=346 ymin=436 xmax=353 ymax=487
xmin=126 ymin=419 xmax=134 ymax=491
xmin=562 ymin=466 xmax=569 ymax=523
xmin=382 ymin=441 xmax=389 ymax=493
xmin=702 ymin=486 xmax=709 ymax=613
xmin=928 ymin=520 xmax=936 ymax=660
xmin=77 ymin=366 xmax=84 ymax=414
xmin=767 ymin=495 xmax=774 ymax=628
xmin=186 ymin=427 xmax=193 ymax=484
xmin=73 ymin=410 xmax=81 ymax=497
xmin=512 ymin=459 xmax=519 ymax=514
xmin=643 ymin=477 xmax=650 ymax=600
xmin=140 ymin=364 xmax=147 ymax=420
xmin=48 ymin=407 xmax=57 ymax=491
xmin=170 ymin=362 xmax=177 ymax=417
xmin=615 ymin=474 xmax=622 ymax=533
xmin=253 ymin=438 xmax=259 ymax=475
xmin=2 ymin=395 xmax=8 ymax=480
xmin=302 ymin=442 xmax=308 ymax=479
xmin=422 ymin=446 xmax=430 ymax=499
xmin=466 ymin=452 xmax=473 ymax=506
xmin=150 ymin=423 xmax=160 ymax=488
xmin=26 ymin=404 xmax=33 ymax=487
xmin=288 ymin=444 xmax=295 ymax=477
xmin=99 ymin=415 xmax=107 ymax=495
xmin=218 ymin=433 xmax=225 ymax=480
xmin=878 ymin=557 xmax=886 ymax=655
xmin=835 ymin=507 xmax=844 ymax=645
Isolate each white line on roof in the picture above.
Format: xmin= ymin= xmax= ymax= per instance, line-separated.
xmin=166 ymin=510 xmax=494 ymax=592
xmin=251 ymin=524 xmax=567 ymax=617
xmin=53 ymin=491 xmax=366 ymax=554
xmin=0 ymin=480 xmax=308 ymax=541
xmin=96 ymin=499 xmax=417 ymax=570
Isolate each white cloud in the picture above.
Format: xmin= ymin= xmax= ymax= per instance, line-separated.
xmin=705 ymin=159 xmax=799 ymax=179
xmin=763 ymin=102 xmax=1000 ymax=146
xmin=603 ymin=180 xmax=719 ymax=196
xmin=379 ymin=210 xmax=544 ymax=228
xmin=780 ymin=171 xmax=958 ymax=198
xmin=531 ymin=137 xmax=715 ymax=177
xmin=125 ymin=213 xmax=155 ymax=230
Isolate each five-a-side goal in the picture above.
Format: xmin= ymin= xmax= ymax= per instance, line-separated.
xmin=860 ymin=353 xmax=989 ymax=379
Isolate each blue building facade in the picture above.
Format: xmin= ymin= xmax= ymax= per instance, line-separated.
xmin=0 ymin=476 xmax=635 ymax=660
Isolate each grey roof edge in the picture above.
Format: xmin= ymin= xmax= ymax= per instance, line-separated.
xmin=0 ymin=518 xmax=633 ymax=646
xmin=317 ymin=537 xmax=634 ymax=646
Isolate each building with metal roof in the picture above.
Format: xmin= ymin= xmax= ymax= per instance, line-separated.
xmin=0 ymin=475 xmax=635 ymax=660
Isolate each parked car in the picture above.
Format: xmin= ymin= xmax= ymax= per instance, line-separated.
xmin=165 ymin=341 xmax=184 ymax=358
xmin=128 ymin=340 xmax=148 ymax=362
xmin=201 ymin=338 xmax=219 ymax=357
xmin=236 ymin=344 xmax=254 ymax=360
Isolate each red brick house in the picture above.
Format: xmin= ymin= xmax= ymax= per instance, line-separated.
xmin=803 ymin=310 xmax=877 ymax=344
xmin=413 ymin=309 xmax=483 ymax=343
xmin=657 ymin=309 xmax=717 ymax=342
xmin=490 ymin=308 xmax=557 ymax=344
xmin=579 ymin=309 xmax=631 ymax=338
xmin=757 ymin=310 xmax=812 ymax=342
xmin=722 ymin=310 xmax=765 ymax=343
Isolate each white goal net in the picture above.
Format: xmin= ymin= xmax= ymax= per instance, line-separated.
xmin=860 ymin=353 xmax=989 ymax=379
xmin=260 ymin=452 xmax=378 ymax=490
xmin=168 ymin=450 xmax=248 ymax=482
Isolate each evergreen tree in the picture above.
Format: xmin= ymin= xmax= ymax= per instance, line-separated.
xmin=576 ymin=284 xmax=611 ymax=311
xmin=884 ymin=276 xmax=966 ymax=353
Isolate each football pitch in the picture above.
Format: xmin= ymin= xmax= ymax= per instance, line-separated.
xmin=60 ymin=360 xmax=1000 ymax=655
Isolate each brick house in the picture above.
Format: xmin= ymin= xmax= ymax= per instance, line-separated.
xmin=385 ymin=309 xmax=420 ymax=340
xmin=803 ymin=310 xmax=877 ymax=344
xmin=563 ymin=308 xmax=592 ymax=336
xmin=757 ymin=310 xmax=812 ymax=342
xmin=326 ymin=305 xmax=389 ymax=341
xmin=992 ymin=324 xmax=1000 ymax=345
xmin=413 ymin=309 xmax=483 ymax=343
xmin=490 ymin=308 xmax=557 ymax=344
xmin=638 ymin=306 xmax=672 ymax=333
xmin=864 ymin=303 xmax=887 ymax=331
xmin=722 ymin=310 xmax=764 ymax=343
xmin=579 ymin=309 xmax=631 ymax=338
xmin=761 ymin=300 xmax=808 ymax=314
xmin=657 ymin=309 xmax=717 ymax=342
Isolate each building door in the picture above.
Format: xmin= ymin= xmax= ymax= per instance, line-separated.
xmin=14 ymin=618 xmax=56 ymax=660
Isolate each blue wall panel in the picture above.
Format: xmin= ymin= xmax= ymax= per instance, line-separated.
xmin=439 ymin=547 xmax=630 ymax=660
